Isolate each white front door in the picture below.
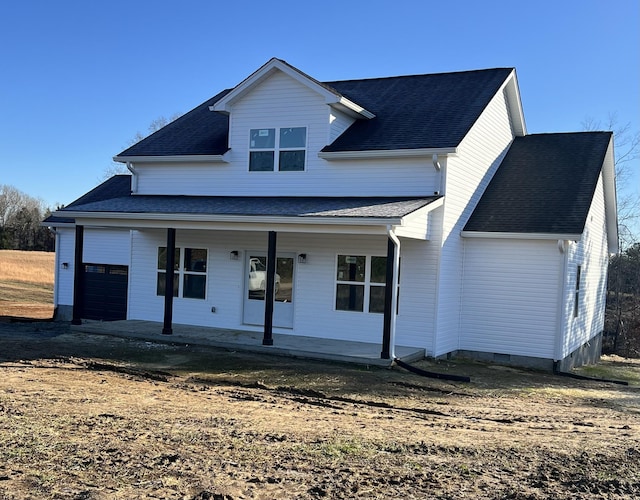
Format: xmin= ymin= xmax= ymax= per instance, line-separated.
xmin=243 ymin=252 xmax=294 ymax=328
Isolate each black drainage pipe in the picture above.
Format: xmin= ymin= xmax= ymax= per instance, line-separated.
xmin=394 ymin=358 xmax=471 ymax=383
xmin=553 ymin=369 xmax=628 ymax=386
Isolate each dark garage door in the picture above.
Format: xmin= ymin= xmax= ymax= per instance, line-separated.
xmin=83 ymin=263 xmax=128 ymax=321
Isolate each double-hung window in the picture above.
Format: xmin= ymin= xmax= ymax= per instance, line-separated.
xmin=573 ymin=265 xmax=581 ymax=318
xmin=335 ymin=255 xmax=387 ymax=313
xmin=249 ymin=127 xmax=306 ymax=171
xmin=157 ymin=247 xmax=208 ymax=300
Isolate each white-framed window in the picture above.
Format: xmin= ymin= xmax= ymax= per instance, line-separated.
xmin=335 ymin=255 xmax=387 ymax=313
xmin=157 ymin=247 xmax=208 ymax=300
xmin=249 ymin=127 xmax=307 ymax=172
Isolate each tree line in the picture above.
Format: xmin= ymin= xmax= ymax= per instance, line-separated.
xmin=0 ymin=184 xmax=55 ymax=251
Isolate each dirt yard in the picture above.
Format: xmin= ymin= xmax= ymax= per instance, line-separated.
xmin=0 ymin=321 xmax=639 ymax=499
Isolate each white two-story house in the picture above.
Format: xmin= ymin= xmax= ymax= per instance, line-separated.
xmin=47 ymin=58 xmax=618 ymax=370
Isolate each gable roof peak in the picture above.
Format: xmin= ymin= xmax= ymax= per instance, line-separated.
xmin=211 ymin=58 xmax=375 ymax=119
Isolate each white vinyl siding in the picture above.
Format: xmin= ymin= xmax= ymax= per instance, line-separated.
xmin=560 ymin=174 xmax=609 ymax=358
xmin=54 ymin=228 xmax=131 ymax=308
xmin=83 ymin=228 xmax=131 ymax=265
xmin=127 ymin=229 xmax=436 ymax=348
xmin=435 ymin=84 xmax=516 ymax=356
xmin=460 ymin=239 xmax=560 ymax=358
xmin=134 ymin=70 xmax=439 ymax=197
xmin=54 ymin=227 xmax=76 ymax=307
xmin=329 ymin=110 xmax=355 ymax=142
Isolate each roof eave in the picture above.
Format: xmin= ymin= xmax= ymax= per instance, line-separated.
xmin=318 ymin=147 xmax=457 ymax=161
xmin=56 ymin=210 xmax=404 ymax=227
xmin=113 ymin=153 xmax=230 ymax=164
xmin=461 ymin=231 xmax=583 ymax=241
xmin=504 ymin=69 xmax=527 ymax=137
xmin=601 ymin=135 xmax=619 ymax=254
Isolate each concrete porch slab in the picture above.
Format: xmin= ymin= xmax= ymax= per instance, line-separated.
xmin=71 ymin=320 xmax=425 ymax=367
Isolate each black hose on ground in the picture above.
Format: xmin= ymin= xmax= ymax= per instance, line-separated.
xmin=553 ymin=369 xmax=628 ymax=386
xmin=394 ymin=358 xmax=471 ymax=383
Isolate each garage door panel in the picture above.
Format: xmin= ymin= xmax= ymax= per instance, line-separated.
xmin=82 ymin=264 xmax=128 ymax=321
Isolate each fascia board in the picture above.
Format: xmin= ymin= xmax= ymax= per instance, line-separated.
xmin=601 ymin=136 xmax=619 ymax=254
xmin=318 ymin=148 xmax=457 ymax=160
xmin=113 ymin=154 xmax=229 ymax=164
xmin=503 ymin=69 xmax=527 ymax=136
xmin=210 ymin=58 xmax=374 ymax=119
xmin=58 ymin=211 xmax=403 ymax=227
xmin=63 ymin=215 xmax=394 ymax=236
xmin=461 ymin=231 xmax=582 ymax=241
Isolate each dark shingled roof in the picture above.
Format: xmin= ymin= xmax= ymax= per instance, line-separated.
xmin=115 ymin=68 xmax=513 ymax=157
xmin=43 ymin=175 xmax=133 ymax=225
xmin=117 ymin=89 xmax=232 ymax=157
xmin=463 ymin=132 xmax=612 ymax=234
xmin=323 ymin=69 xmax=513 ymax=151
xmin=57 ymin=175 xmax=440 ymax=220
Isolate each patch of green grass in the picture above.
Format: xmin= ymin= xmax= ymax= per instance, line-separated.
xmin=575 ymin=361 xmax=640 ymax=386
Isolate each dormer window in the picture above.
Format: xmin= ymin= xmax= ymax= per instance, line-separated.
xmin=249 ymin=127 xmax=306 ymax=171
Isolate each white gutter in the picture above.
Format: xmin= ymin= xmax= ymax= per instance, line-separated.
xmin=388 ymin=226 xmax=401 ymax=360
xmin=461 ymin=231 xmax=582 ymax=242
xmin=318 ymin=147 xmax=457 ymax=161
xmin=113 ymin=154 xmax=229 ymax=164
xmin=56 ymin=210 xmax=405 ymax=227
xmin=126 ymin=162 xmax=138 ymax=193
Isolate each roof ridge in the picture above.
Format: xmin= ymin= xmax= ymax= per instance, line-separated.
xmin=324 ymin=67 xmax=514 ymax=85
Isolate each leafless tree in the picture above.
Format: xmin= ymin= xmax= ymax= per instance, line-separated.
xmin=102 ymin=113 xmax=182 ymax=180
xmin=0 ymin=185 xmax=53 ymax=250
xmin=582 ymin=113 xmax=640 ymax=248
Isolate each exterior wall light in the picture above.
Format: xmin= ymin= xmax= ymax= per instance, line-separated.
xmin=298 ymin=253 xmax=307 ymax=264
xmin=230 ymin=250 xmax=239 ymax=261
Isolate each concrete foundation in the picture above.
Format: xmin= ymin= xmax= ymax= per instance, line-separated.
xmin=54 ymin=305 xmax=73 ymax=322
xmin=555 ymin=332 xmax=603 ymax=372
xmin=448 ymin=332 xmax=603 ymax=372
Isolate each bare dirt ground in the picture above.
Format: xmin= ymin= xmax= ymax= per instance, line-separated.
xmin=0 ymin=321 xmax=639 ymax=499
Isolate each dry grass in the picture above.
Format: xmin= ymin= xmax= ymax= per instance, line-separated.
xmin=0 ymin=250 xmax=54 ymax=319
xmin=0 ymin=250 xmax=54 ymax=286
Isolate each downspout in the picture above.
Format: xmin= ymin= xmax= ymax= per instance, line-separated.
xmin=387 ymin=227 xmax=401 ymax=360
xmin=554 ymin=240 xmax=569 ymax=368
xmin=126 ymin=162 xmax=138 ymax=193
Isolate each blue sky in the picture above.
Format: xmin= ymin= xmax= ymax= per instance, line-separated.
xmin=1 ymin=0 xmax=638 ymax=212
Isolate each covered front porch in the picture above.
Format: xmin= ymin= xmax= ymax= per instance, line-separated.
xmin=72 ymin=320 xmax=426 ymax=367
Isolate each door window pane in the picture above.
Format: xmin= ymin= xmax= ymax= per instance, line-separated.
xmin=275 ymin=257 xmax=293 ymax=303
xmin=248 ymin=256 xmax=267 ymax=300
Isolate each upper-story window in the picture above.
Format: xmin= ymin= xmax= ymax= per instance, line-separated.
xmin=249 ymin=127 xmax=306 ymax=172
